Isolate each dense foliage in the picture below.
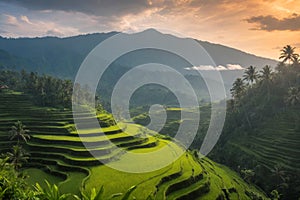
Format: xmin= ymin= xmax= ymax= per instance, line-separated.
xmin=0 ymin=70 xmax=101 ymax=109
xmin=0 ymin=157 xmax=37 ymax=200
xmin=132 ymin=46 xmax=300 ymax=199
xmin=0 ymin=70 xmax=73 ymax=108
xmin=211 ymin=46 xmax=300 ymax=199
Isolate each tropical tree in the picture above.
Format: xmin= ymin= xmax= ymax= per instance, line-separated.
xmin=9 ymin=121 xmax=30 ymax=144
xmin=271 ymin=165 xmax=286 ymax=183
xmin=284 ymin=87 xmax=300 ymax=106
xmin=230 ymin=78 xmax=245 ymax=100
xmin=259 ymin=65 xmax=273 ymax=83
xmin=6 ymin=145 xmax=29 ymax=170
xmin=279 ymin=45 xmax=299 ymax=64
xmin=243 ymin=66 xmax=258 ymax=85
xmin=259 ymin=65 xmax=273 ymax=99
xmin=271 ymin=165 xmax=288 ymax=191
xmin=230 ymin=78 xmax=253 ymax=127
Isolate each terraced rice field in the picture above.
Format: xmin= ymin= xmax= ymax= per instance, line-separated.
xmin=227 ymin=111 xmax=300 ymax=172
xmin=0 ymin=91 xmax=267 ymax=199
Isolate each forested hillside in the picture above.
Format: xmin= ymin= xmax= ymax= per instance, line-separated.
xmin=211 ymin=46 xmax=300 ymax=199
xmin=132 ymin=45 xmax=300 ymax=199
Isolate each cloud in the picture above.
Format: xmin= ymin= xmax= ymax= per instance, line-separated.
xmin=46 ymin=29 xmax=64 ymax=37
xmin=0 ymin=14 xmax=18 ymax=26
xmin=0 ymin=12 xmax=80 ymax=37
xmin=0 ymin=0 xmax=257 ymax=18
xmin=246 ymin=13 xmax=300 ymax=31
xmin=226 ymin=64 xmax=245 ymax=70
xmin=0 ymin=0 xmax=153 ymax=17
xmin=185 ymin=64 xmax=244 ymax=71
xmin=20 ymin=15 xmax=33 ymax=24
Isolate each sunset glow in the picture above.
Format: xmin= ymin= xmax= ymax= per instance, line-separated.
xmin=0 ymin=0 xmax=299 ymax=59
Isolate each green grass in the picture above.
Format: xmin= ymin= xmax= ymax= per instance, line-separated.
xmin=59 ymin=172 xmax=87 ymax=195
xmin=23 ymin=168 xmax=64 ymax=188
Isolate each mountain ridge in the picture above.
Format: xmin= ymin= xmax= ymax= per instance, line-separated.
xmin=0 ymin=29 xmax=277 ymax=73
xmin=0 ymin=29 xmax=278 ymax=101
xmin=0 ymin=29 xmax=279 ymax=63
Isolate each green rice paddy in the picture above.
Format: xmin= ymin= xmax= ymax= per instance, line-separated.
xmin=0 ymin=91 xmax=267 ymax=199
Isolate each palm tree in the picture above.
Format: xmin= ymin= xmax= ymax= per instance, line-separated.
xmin=243 ymin=66 xmax=258 ymax=85
xmin=9 ymin=121 xmax=30 ymax=144
xmin=259 ymin=65 xmax=273 ymax=99
xmin=231 ymin=78 xmax=252 ymax=127
xmin=279 ymin=45 xmax=299 ymax=64
xmin=10 ymin=121 xmax=30 ymax=144
xmin=284 ymin=87 xmax=300 ymax=106
xmin=6 ymin=145 xmax=29 ymax=170
xmin=271 ymin=165 xmax=288 ymax=190
xmin=259 ymin=65 xmax=273 ymax=82
xmin=230 ymin=78 xmax=245 ymax=99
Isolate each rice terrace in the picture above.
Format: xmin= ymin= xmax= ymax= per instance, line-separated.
xmin=0 ymin=88 xmax=268 ymax=199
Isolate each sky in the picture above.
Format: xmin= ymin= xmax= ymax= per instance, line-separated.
xmin=0 ymin=0 xmax=299 ymax=59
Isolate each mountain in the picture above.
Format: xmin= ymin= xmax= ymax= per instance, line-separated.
xmin=0 ymin=32 xmax=117 ymax=78
xmin=0 ymin=30 xmax=277 ymax=77
xmin=0 ymin=30 xmax=278 ymax=104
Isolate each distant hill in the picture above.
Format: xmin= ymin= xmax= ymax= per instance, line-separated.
xmin=0 ymin=32 xmax=117 ymax=78
xmin=0 ymin=30 xmax=278 ymax=104
xmin=0 ymin=30 xmax=277 ymax=77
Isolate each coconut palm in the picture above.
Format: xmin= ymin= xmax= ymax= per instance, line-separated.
xmin=230 ymin=78 xmax=245 ymax=99
xmin=271 ymin=165 xmax=288 ymax=190
xmin=259 ymin=65 xmax=273 ymax=99
xmin=279 ymin=45 xmax=299 ymax=64
xmin=259 ymin=65 xmax=273 ymax=82
xmin=284 ymin=87 xmax=300 ymax=106
xmin=6 ymin=145 xmax=29 ymax=170
xmin=9 ymin=121 xmax=30 ymax=144
xmin=243 ymin=66 xmax=258 ymax=85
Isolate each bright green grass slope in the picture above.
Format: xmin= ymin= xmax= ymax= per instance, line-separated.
xmin=0 ymin=91 xmax=267 ymax=199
